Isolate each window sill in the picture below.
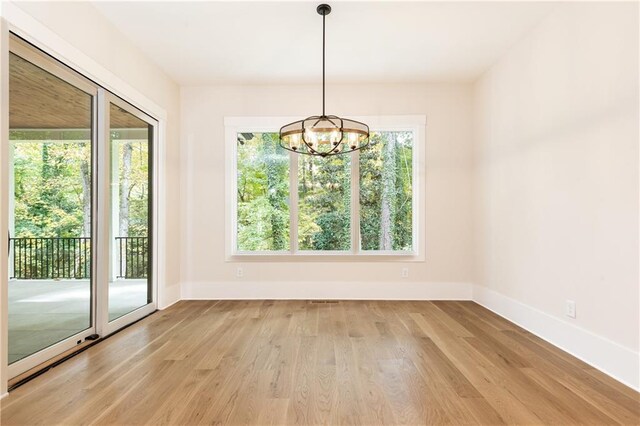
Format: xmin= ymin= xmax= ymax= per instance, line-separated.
xmin=226 ymin=252 xmax=424 ymax=262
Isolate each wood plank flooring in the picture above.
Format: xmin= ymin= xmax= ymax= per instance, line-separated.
xmin=1 ymin=300 xmax=638 ymax=425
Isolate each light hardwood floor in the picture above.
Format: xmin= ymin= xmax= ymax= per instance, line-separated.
xmin=1 ymin=300 xmax=638 ymax=425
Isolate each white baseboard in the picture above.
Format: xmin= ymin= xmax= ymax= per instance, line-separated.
xmin=0 ymin=392 xmax=8 ymax=400
xmin=473 ymin=285 xmax=640 ymax=392
xmin=158 ymin=296 xmax=181 ymax=310
xmin=182 ymin=281 xmax=473 ymax=301
xmin=159 ymin=283 xmax=181 ymax=310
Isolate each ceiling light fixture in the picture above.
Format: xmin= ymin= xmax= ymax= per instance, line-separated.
xmin=279 ymin=4 xmax=370 ymax=157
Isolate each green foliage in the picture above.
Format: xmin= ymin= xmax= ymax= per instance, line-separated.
xmin=13 ymin=139 xmax=90 ymax=238
xmin=359 ymin=131 xmax=413 ymax=251
xmin=237 ymin=133 xmax=290 ymax=251
xmin=115 ymin=139 xmax=150 ymax=237
xmin=12 ymin=131 xmax=150 ymax=239
xmin=360 ymin=132 xmax=413 ymax=251
xmin=298 ymin=155 xmax=351 ymax=250
xmin=236 ymin=131 xmax=413 ymax=252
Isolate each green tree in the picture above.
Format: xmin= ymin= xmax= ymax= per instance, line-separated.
xmin=13 ymin=138 xmax=90 ymax=238
xmin=298 ymin=154 xmax=350 ymax=250
xmin=359 ymin=131 xmax=413 ymax=251
xmin=263 ymin=134 xmax=288 ymax=249
xmin=379 ymin=132 xmax=397 ymax=250
xmin=11 ymin=131 xmax=150 ymax=239
xmin=235 ymin=130 xmax=412 ymax=253
xmin=236 ymin=133 xmax=289 ymax=251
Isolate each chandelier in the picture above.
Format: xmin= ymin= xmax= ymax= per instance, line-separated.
xmin=279 ymin=4 xmax=370 ymax=157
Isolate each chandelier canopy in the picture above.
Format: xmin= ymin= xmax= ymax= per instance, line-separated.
xmin=279 ymin=4 xmax=370 ymax=157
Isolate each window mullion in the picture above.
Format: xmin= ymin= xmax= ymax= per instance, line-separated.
xmin=351 ymin=150 xmax=360 ymax=255
xmin=289 ymin=151 xmax=298 ymax=254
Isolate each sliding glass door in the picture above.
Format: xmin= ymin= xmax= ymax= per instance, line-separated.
xmin=103 ymin=95 xmax=155 ymax=329
xmin=7 ymin=35 xmax=157 ymax=378
xmin=7 ymin=38 xmax=98 ymax=376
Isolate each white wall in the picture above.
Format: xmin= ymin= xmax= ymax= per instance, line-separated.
xmin=473 ymin=2 xmax=639 ymax=388
xmin=2 ymin=1 xmax=182 ymax=307
xmin=180 ymin=83 xmax=475 ymax=299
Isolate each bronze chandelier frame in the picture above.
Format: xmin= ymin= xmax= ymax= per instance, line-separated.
xmin=279 ymin=4 xmax=370 ymax=157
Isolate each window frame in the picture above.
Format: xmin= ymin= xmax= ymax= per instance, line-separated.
xmin=225 ymin=115 xmax=426 ymax=261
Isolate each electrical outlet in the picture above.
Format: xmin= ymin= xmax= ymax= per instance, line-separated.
xmin=401 ymin=267 xmax=409 ymax=278
xmin=566 ymin=300 xmax=576 ymax=318
xmin=236 ymin=267 xmax=244 ymax=278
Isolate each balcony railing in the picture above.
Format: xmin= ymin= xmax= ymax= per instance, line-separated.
xmin=9 ymin=236 xmax=148 ymax=280
xmin=115 ymin=236 xmax=149 ymax=279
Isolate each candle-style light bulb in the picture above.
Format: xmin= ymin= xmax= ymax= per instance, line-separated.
xmin=348 ymin=132 xmax=358 ymax=150
xmin=330 ymin=130 xmax=340 ymax=145
xmin=305 ymin=130 xmax=318 ymax=148
xmin=289 ymin=133 xmax=301 ymax=150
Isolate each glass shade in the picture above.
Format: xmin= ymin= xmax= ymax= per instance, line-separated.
xmin=280 ymin=115 xmax=369 ymax=157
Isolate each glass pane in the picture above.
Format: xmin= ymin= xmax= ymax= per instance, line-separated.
xmin=360 ymin=131 xmax=413 ymax=251
xmin=298 ymin=154 xmax=351 ymax=251
xmin=8 ymin=53 xmax=93 ymax=363
xmin=236 ymin=132 xmax=290 ymax=251
xmin=108 ymin=103 xmax=152 ymax=321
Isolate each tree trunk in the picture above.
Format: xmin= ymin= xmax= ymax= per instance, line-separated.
xmin=119 ymin=143 xmax=132 ymax=238
xmin=379 ymin=133 xmax=397 ymax=250
xmin=119 ymin=143 xmax=132 ymax=277
xmin=263 ymin=134 xmax=286 ymax=250
xmin=80 ymin=159 xmax=91 ymax=237
xmin=301 ymin=156 xmax=307 ymax=194
xmin=39 ymin=144 xmax=55 ymax=236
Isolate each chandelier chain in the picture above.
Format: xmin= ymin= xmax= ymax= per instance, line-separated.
xmin=322 ymin=12 xmax=326 ymax=116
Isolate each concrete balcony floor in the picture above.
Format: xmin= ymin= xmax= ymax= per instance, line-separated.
xmin=8 ymin=279 xmax=148 ymax=364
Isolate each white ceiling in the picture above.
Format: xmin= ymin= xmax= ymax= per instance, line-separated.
xmin=92 ymin=1 xmax=556 ymax=86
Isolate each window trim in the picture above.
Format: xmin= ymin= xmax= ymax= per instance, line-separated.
xmin=225 ymin=115 xmax=426 ymax=261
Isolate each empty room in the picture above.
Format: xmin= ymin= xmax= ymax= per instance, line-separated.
xmin=0 ymin=1 xmax=638 ymax=425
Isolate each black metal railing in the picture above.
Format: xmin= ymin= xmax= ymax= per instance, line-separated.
xmin=115 ymin=236 xmax=149 ymax=279
xmin=9 ymin=237 xmax=91 ymax=279
xmin=9 ymin=236 xmax=149 ymax=280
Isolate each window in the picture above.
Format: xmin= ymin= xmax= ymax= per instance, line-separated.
xmin=226 ymin=116 xmax=425 ymax=258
